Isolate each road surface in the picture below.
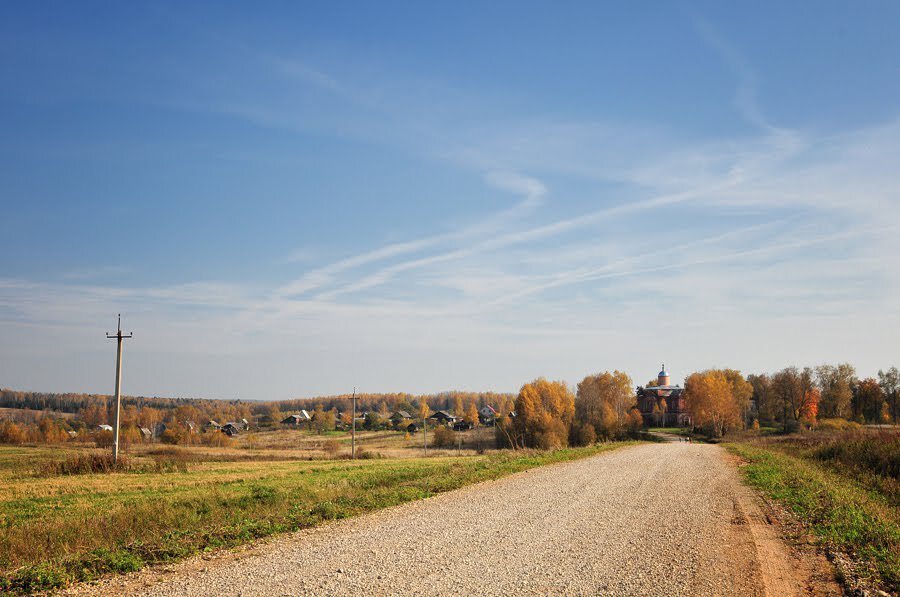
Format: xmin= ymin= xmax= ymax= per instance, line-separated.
xmin=67 ymin=443 xmax=838 ymax=596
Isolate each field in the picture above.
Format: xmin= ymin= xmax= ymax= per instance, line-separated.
xmin=0 ymin=434 xmax=631 ymax=594
xmin=727 ymin=427 xmax=899 ymax=594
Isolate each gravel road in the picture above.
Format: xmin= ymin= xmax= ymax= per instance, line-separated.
xmin=68 ymin=443 xmax=837 ymax=596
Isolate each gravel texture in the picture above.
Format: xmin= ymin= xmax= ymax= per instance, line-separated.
xmin=69 ymin=443 xmax=796 ymax=596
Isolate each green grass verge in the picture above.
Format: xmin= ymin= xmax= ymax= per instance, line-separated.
xmin=726 ymin=443 xmax=899 ymax=593
xmin=0 ymin=443 xmax=634 ymax=594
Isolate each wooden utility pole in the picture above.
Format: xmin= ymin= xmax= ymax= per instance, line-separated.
xmin=351 ymin=387 xmax=357 ymax=459
xmin=106 ymin=314 xmax=133 ymax=464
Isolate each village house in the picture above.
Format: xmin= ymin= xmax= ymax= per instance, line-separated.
xmin=428 ymin=410 xmax=459 ymax=426
xmin=390 ymin=410 xmax=413 ymax=426
xmin=221 ymin=422 xmax=241 ymax=436
xmin=478 ymin=406 xmax=497 ymax=425
xmin=281 ymin=411 xmax=311 ymax=426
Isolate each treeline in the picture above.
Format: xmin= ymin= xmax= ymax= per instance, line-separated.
xmin=748 ymin=364 xmax=899 ymax=431
xmin=497 ymin=362 xmax=900 ymax=449
xmin=497 ymin=371 xmax=643 ymax=450
xmin=0 ymin=387 xmax=517 ymax=445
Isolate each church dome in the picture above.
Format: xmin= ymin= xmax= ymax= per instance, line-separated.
xmin=657 ymin=364 xmax=670 ymax=386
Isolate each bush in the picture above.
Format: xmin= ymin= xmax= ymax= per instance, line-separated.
xmin=92 ymin=430 xmax=114 ymax=448
xmin=322 ymin=439 xmax=341 ymax=458
xmin=817 ymin=418 xmax=862 ymax=432
xmin=431 ymin=425 xmax=454 ymax=448
xmin=0 ymin=420 xmax=27 ymax=444
xmin=573 ymin=422 xmax=596 ymax=446
xmin=40 ymin=452 xmax=129 ymax=476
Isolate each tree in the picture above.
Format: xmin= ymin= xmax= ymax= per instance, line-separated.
xmin=464 ymin=402 xmax=479 ymax=428
xmin=574 ymin=371 xmax=635 ymax=440
xmin=816 ymin=363 xmax=856 ymax=419
xmin=722 ymin=369 xmax=753 ymax=429
xmin=747 ymin=374 xmax=772 ymax=425
xmin=799 ymin=387 xmax=820 ymax=427
xmin=684 ymin=370 xmax=741 ymax=437
xmin=311 ymin=406 xmax=336 ymax=434
xmin=453 ymin=396 xmax=465 ymax=418
xmin=855 ymin=378 xmax=886 ymax=423
xmin=514 ymin=379 xmax=575 ymax=449
xmin=878 ymin=366 xmax=900 ymax=424
xmin=771 ymin=367 xmax=804 ymax=432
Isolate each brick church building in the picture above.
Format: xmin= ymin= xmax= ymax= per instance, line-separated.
xmin=636 ymin=364 xmax=691 ymax=427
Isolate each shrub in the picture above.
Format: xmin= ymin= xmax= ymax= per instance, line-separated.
xmin=0 ymin=420 xmax=27 ymax=444
xmin=573 ymin=422 xmax=596 ymax=446
xmin=431 ymin=425 xmax=454 ymax=448
xmin=40 ymin=452 xmax=129 ymax=476
xmin=92 ymin=430 xmax=114 ymax=448
xmin=322 ymin=439 xmax=341 ymax=458
xmin=817 ymin=418 xmax=861 ymax=432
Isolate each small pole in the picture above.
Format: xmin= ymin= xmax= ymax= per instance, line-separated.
xmin=106 ymin=314 xmax=133 ymax=464
xmin=423 ymin=410 xmax=427 ymax=457
xmin=351 ymin=387 xmax=357 ymax=460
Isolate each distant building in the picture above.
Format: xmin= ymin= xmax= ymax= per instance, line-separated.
xmin=281 ymin=411 xmax=311 ymax=426
xmin=97 ymin=424 xmax=113 ymax=432
xmin=636 ymin=364 xmax=690 ymax=427
xmin=390 ymin=410 xmax=413 ymax=425
xmin=139 ymin=427 xmax=153 ymax=441
xmin=428 ymin=410 xmax=459 ymax=425
xmin=221 ymin=422 xmax=241 ymax=436
xmin=478 ymin=406 xmax=497 ymax=425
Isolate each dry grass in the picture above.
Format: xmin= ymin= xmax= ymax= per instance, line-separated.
xmin=0 ymin=437 xmax=634 ymax=594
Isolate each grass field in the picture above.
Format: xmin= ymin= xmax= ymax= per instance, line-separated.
xmin=0 ymin=440 xmax=634 ymax=593
xmin=727 ymin=428 xmax=899 ymax=594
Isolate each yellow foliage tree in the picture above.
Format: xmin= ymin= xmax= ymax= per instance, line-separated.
xmin=514 ymin=379 xmax=575 ymax=449
xmin=465 ymin=402 xmax=479 ymax=427
xmin=575 ymin=370 xmax=636 ymax=440
xmin=684 ymin=370 xmax=742 ymax=437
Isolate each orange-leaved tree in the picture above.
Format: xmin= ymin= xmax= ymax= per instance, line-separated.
xmin=684 ymin=370 xmax=741 ymax=437
xmin=515 ymin=378 xmax=575 ymax=449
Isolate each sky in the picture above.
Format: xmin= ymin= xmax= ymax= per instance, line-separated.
xmin=1 ymin=2 xmax=899 ymax=400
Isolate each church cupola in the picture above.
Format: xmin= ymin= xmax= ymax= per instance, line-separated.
xmin=658 ymin=364 xmax=670 ymax=387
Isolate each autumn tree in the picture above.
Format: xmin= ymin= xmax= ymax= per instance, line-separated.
xmin=855 ymin=378 xmax=886 ymax=423
xmin=815 ymin=363 xmax=856 ymax=419
xmin=514 ymin=379 xmax=575 ymax=449
xmin=464 ymin=402 xmax=479 ymax=428
xmin=747 ymin=374 xmax=772 ymax=425
xmin=799 ymin=387 xmax=820 ymax=427
xmin=574 ymin=370 xmax=635 ymax=440
xmin=311 ymin=405 xmax=336 ymax=434
xmin=770 ymin=367 xmax=806 ymax=432
xmin=878 ymin=366 xmax=900 ymax=424
xmin=684 ymin=370 xmax=741 ymax=437
xmin=453 ymin=396 xmax=465 ymax=418
xmin=722 ymin=369 xmax=753 ymax=429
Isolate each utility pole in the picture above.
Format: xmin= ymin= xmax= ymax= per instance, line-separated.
xmin=351 ymin=387 xmax=357 ymax=460
xmin=106 ymin=314 xmax=133 ymax=464
xmin=423 ymin=410 xmax=427 ymax=457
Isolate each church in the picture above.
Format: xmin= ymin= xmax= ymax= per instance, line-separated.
xmin=636 ymin=365 xmax=691 ymax=427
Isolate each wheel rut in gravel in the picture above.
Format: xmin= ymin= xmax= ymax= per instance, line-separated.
xmin=65 ymin=443 xmax=840 ymax=596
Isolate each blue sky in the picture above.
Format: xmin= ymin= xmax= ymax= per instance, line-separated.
xmin=1 ymin=2 xmax=899 ymax=399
